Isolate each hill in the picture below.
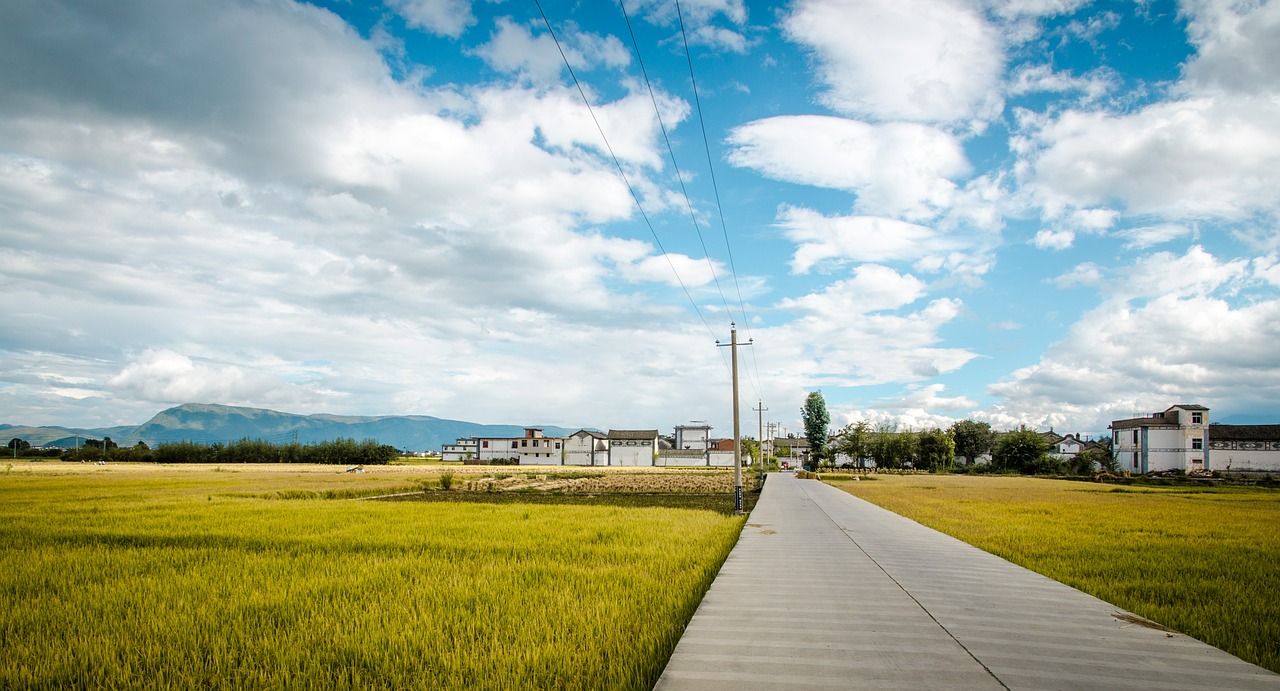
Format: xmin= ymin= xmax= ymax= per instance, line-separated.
xmin=3 ymin=403 xmax=576 ymax=452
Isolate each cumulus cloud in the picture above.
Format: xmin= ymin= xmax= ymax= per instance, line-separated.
xmin=1014 ymin=1 xmax=1280 ymax=224
xmin=0 ymin=0 xmax=731 ymax=427
xmin=387 ymin=0 xmax=475 ymax=38
xmin=727 ymin=116 xmax=970 ymax=220
xmin=629 ymin=0 xmax=751 ymax=53
xmin=988 ymin=246 xmax=1280 ymax=433
xmin=776 ymin=207 xmax=959 ymax=274
xmin=473 ymin=18 xmax=630 ymax=84
xmin=1017 ymin=97 xmax=1280 ymax=219
xmin=782 ymin=0 xmax=1005 ymax=124
xmin=778 ymin=264 xmax=927 ymax=316
xmin=107 ymin=350 xmax=282 ymax=403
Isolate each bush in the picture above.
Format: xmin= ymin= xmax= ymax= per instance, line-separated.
xmin=439 ymin=472 xmax=455 ymax=490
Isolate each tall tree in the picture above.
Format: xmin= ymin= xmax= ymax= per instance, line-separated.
xmin=949 ymin=419 xmax=995 ymax=465
xmin=917 ymin=428 xmax=955 ymax=470
xmin=834 ymin=420 xmax=871 ymax=468
xmin=801 ymin=391 xmax=830 ymax=468
xmin=993 ymin=429 xmax=1053 ymax=474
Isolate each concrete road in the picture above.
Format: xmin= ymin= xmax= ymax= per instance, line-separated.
xmin=655 ymin=472 xmax=1279 ymax=690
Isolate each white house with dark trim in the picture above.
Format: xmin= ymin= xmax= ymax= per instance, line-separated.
xmin=606 ymin=430 xmax=659 ymax=466
xmin=1110 ymin=405 xmax=1210 ymax=474
xmin=673 ymin=424 xmax=711 ymax=452
xmin=474 ymin=428 xmax=564 ymax=464
xmin=1207 ymin=424 xmax=1280 ymax=473
xmin=564 ymin=430 xmax=608 ymax=466
xmin=441 ymin=437 xmax=478 ymax=462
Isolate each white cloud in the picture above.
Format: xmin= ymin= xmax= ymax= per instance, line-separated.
xmin=1048 ymin=262 xmax=1103 ymax=288
xmin=775 ymin=207 xmax=965 ymax=274
xmin=759 ymin=288 xmax=977 ymax=390
xmin=629 ymin=0 xmax=750 ymax=53
xmin=1181 ymin=0 xmax=1280 ymax=94
xmin=1014 ymin=0 xmax=1280 ymax=224
xmin=473 ymin=18 xmax=630 ymax=84
xmin=1033 ymin=228 xmax=1075 ymax=250
xmin=1007 ymin=64 xmax=1115 ymax=101
xmin=727 ymin=116 xmax=970 ymax=220
xmin=107 ymin=350 xmax=283 ymax=404
xmin=1018 ymin=97 xmax=1280 ymax=219
xmin=778 ymin=264 xmax=927 ymax=316
xmin=987 ymin=245 xmax=1280 ymax=433
xmin=386 ymin=0 xmax=475 ymax=38
xmin=782 ymin=0 xmax=1005 ymax=124
xmin=1116 ymin=223 xmax=1192 ymax=249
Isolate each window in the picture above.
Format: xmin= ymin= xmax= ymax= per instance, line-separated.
xmin=521 ymin=440 xmax=528 ymax=448
xmin=1133 ymin=430 xmax=1139 ymax=444
xmin=482 ymin=441 xmax=489 ymax=448
xmin=511 ymin=441 xmax=518 ymax=449
xmin=555 ymin=442 xmax=561 ymax=449
xmin=1192 ymin=437 xmax=1203 ymax=450
xmin=1192 ymin=412 xmax=1203 ymax=424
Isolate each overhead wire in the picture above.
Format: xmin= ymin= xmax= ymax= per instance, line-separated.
xmin=671 ymin=0 xmax=765 ymax=402
xmin=616 ymin=0 xmax=734 ymax=323
xmin=532 ymin=0 xmax=724 ymax=349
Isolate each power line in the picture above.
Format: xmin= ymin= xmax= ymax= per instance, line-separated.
xmin=673 ymin=0 xmax=765 ymax=402
xmin=533 ymin=0 xmax=720 ymax=344
xmin=616 ymin=0 xmax=734 ymax=321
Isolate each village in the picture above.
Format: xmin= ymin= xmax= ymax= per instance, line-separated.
xmin=438 ymin=404 xmax=1280 ymax=475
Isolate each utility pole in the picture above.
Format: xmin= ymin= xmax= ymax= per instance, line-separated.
xmin=753 ymin=400 xmax=768 ymax=485
xmin=716 ymin=323 xmax=752 ymax=515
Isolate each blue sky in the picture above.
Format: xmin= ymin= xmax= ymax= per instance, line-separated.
xmin=2 ymin=0 xmax=1278 ymax=439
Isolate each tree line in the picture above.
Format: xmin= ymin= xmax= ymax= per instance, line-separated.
xmin=21 ymin=437 xmax=399 ymax=465
xmin=796 ymin=393 xmax=1114 ymax=476
xmin=825 ymin=419 xmax=1114 ymax=475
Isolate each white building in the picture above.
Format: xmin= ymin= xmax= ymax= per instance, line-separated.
xmin=564 ymin=430 xmax=608 ymax=466
xmin=1110 ymin=405 xmax=1209 ymax=474
xmin=673 ymin=424 xmax=711 ymax=452
xmin=1207 ymin=425 xmax=1280 ymax=473
xmin=607 ymin=430 xmax=659 ymax=466
xmin=474 ymin=428 xmax=564 ymax=465
xmin=441 ymin=438 xmax=478 ymax=462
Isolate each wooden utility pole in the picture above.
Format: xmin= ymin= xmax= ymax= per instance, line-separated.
xmin=717 ymin=323 xmax=752 ymax=515
xmin=753 ymin=400 xmax=768 ymax=484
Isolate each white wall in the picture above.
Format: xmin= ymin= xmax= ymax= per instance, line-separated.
xmin=608 ymin=439 xmax=654 ymax=466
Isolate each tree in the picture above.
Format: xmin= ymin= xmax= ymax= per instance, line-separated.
xmin=917 ymin=428 xmax=955 ymax=471
xmin=833 ymin=420 xmax=871 ymax=468
xmin=992 ymin=429 xmax=1055 ymax=474
xmin=8 ymin=438 xmax=31 ymax=451
xmin=800 ymin=391 xmax=830 ymax=468
xmin=949 ymin=419 xmax=995 ymax=465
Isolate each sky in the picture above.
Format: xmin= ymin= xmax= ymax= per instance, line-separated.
xmin=2 ymin=0 xmax=1279 ymax=440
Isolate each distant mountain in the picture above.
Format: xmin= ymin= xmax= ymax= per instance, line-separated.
xmin=4 ymin=403 xmax=576 ymax=452
xmin=1215 ymin=413 xmax=1280 ymax=425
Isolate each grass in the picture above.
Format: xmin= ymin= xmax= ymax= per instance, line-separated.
xmin=0 ymin=463 xmax=745 ymax=689
xmin=829 ymin=474 xmax=1280 ymax=673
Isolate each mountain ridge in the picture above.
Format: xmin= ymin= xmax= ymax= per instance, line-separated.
xmin=4 ymin=403 xmax=578 ymax=452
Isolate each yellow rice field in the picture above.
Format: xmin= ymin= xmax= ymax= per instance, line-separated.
xmin=0 ymin=463 xmax=745 ymax=689
xmin=829 ymin=474 xmax=1280 ymax=673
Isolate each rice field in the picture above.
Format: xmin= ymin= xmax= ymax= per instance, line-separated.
xmin=828 ymin=474 xmax=1280 ymax=673
xmin=0 ymin=463 xmax=746 ymax=689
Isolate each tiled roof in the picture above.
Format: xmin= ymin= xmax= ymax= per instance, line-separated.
xmin=608 ymin=429 xmax=659 ymax=440
xmin=1209 ymin=424 xmax=1280 ymax=441
xmin=570 ymin=429 xmax=607 ymax=439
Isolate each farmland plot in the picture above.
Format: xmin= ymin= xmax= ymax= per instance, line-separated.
xmin=831 ymin=474 xmax=1280 ymax=673
xmin=0 ymin=464 xmax=744 ymax=689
